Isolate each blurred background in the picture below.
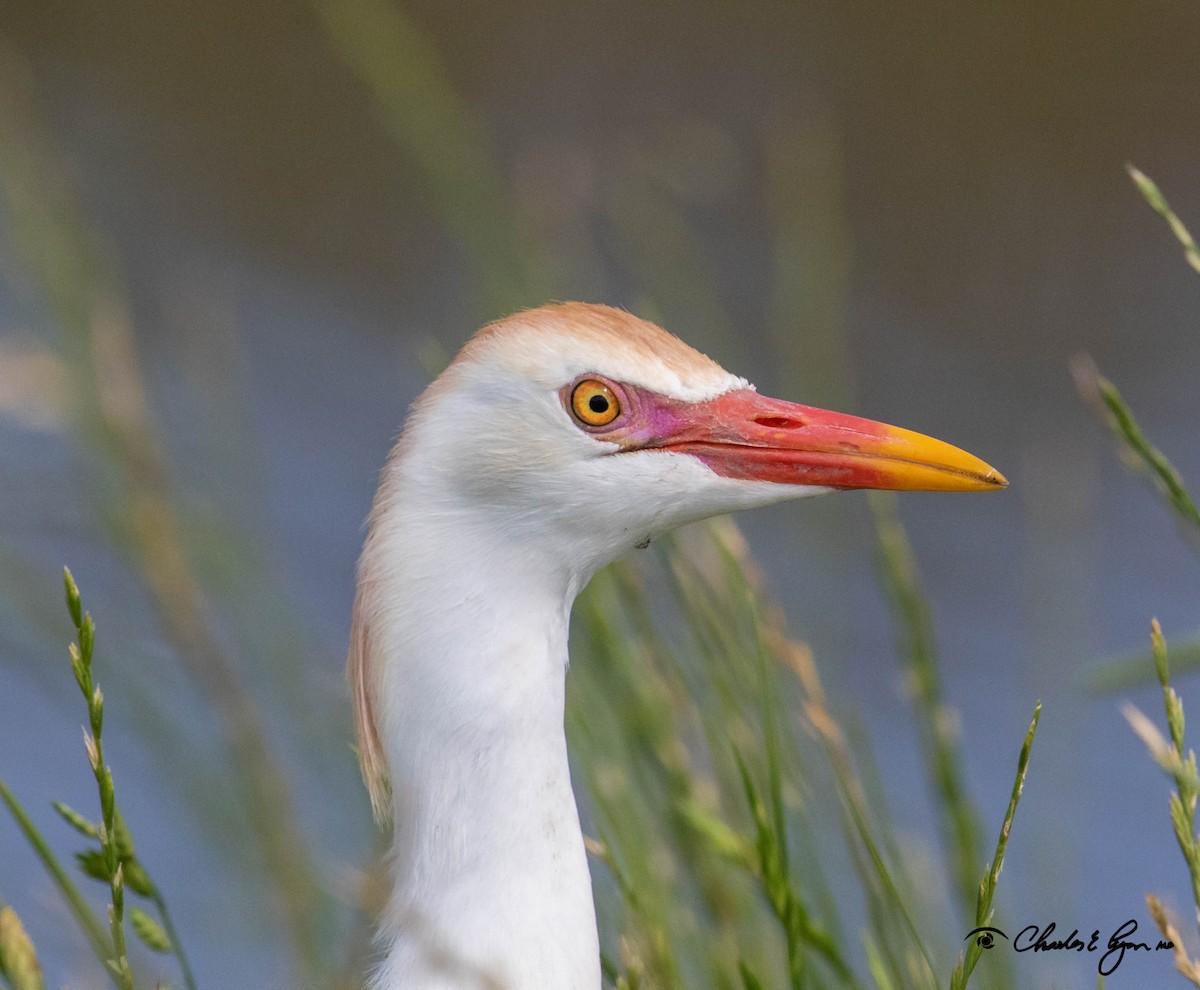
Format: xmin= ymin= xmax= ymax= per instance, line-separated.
xmin=1 ymin=0 xmax=1200 ymax=987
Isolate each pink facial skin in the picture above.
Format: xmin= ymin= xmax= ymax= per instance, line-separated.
xmin=560 ymin=376 xmax=1007 ymax=493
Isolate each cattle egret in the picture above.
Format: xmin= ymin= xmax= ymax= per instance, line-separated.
xmin=349 ymin=303 xmax=1004 ymax=989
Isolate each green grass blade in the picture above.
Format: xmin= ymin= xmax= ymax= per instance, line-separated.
xmin=951 ymin=702 xmax=1041 ymax=990
xmin=1128 ymin=166 xmax=1200 ymax=276
xmin=871 ymin=494 xmax=983 ymax=927
xmin=861 ymin=931 xmax=897 ymax=990
xmin=0 ymin=778 xmax=111 ymax=962
xmin=0 ymin=906 xmax=46 ymax=990
xmin=312 ymin=0 xmax=538 ymax=318
xmin=148 ymin=887 xmax=197 ymax=990
xmin=1089 ymin=636 xmax=1200 ymax=694
xmin=1073 ymin=357 xmax=1200 ymax=540
xmin=1129 ymin=622 xmax=1200 ymax=923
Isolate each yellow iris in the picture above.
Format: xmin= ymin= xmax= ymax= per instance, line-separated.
xmin=570 ymin=379 xmax=620 ymax=427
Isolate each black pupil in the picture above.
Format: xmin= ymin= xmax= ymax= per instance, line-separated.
xmin=588 ymin=394 xmax=609 ymax=414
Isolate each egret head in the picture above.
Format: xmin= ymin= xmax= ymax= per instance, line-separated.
xmin=392 ymin=302 xmax=1004 ymax=573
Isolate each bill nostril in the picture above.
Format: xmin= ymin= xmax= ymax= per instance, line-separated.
xmin=754 ymin=416 xmax=804 ymax=430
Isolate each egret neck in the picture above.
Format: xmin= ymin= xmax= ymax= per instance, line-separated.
xmin=359 ymin=462 xmax=601 ymax=990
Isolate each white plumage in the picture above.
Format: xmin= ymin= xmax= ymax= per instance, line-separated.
xmin=349 ymin=303 xmax=1003 ymax=989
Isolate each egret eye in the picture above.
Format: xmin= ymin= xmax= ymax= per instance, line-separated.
xmin=570 ymin=379 xmax=621 ymax=427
